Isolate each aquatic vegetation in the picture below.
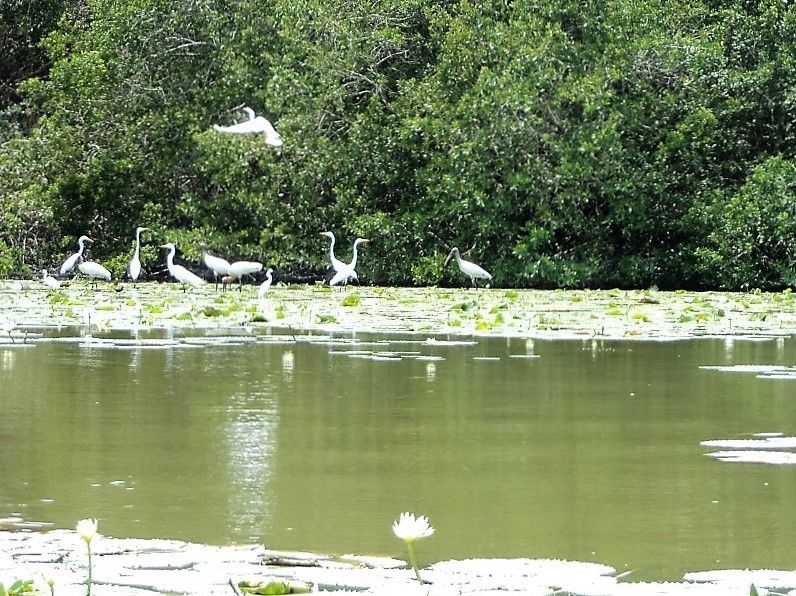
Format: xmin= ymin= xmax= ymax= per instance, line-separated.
xmin=0 ymin=579 xmax=35 ymax=595
xmin=392 ymin=512 xmax=434 ymax=583
xmin=341 ymin=293 xmax=361 ymax=307
xmin=76 ymin=518 xmax=97 ymax=596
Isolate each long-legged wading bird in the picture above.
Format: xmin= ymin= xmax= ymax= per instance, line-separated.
xmin=41 ymin=269 xmax=61 ymax=290
xmin=128 ymin=226 xmax=149 ymax=283
xmin=330 ymin=238 xmax=369 ymax=287
xmin=444 ymin=247 xmax=492 ymax=288
xmin=60 ymin=235 xmax=93 ymax=276
xmin=78 ymin=261 xmax=112 ymax=286
xmin=228 ymin=260 xmax=263 ymax=291
xmin=212 ymin=106 xmax=283 ymax=146
xmin=320 ymin=231 xmax=346 ymax=273
xmin=203 ymin=252 xmax=232 ymax=290
xmin=161 ymin=243 xmax=206 ymax=291
xmin=258 ymin=268 xmax=274 ymax=298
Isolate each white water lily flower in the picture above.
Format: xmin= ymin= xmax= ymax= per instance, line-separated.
xmin=76 ymin=518 xmax=98 ymax=543
xmin=392 ymin=512 xmax=435 ymax=543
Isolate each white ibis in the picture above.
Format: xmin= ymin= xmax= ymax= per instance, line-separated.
xmin=161 ymin=243 xmax=206 ymax=290
xmin=60 ymin=235 xmax=93 ymax=275
xmin=444 ymin=247 xmax=492 ymax=287
xmin=128 ymin=226 xmax=149 ymax=282
xmin=212 ymin=107 xmax=283 ymax=146
xmin=203 ymin=252 xmax=232 ymax=289
xmin=41 ymin=269 xmax=61 ymax=290
xmin=330 ymin=238 xmax=369 ymax=287
xmin=258 ymin=268 xmax=274 ymax=298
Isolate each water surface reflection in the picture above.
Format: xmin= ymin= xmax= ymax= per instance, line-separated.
xmin=1 ymin=332 xmax=795 ymax=581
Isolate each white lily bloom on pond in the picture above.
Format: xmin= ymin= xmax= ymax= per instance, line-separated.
xmin=392 ymin=512 xmax=435 ymax=543
xmin=76 ymin=518 xmax=98 ymax=543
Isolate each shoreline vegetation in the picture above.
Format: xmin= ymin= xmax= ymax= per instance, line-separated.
xmin=0 ymin=280 xmax=795 ymax=341
xmin=4 ymin=3 xmax=796 ymax=291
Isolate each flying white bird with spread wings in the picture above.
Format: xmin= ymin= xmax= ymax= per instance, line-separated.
xmin=213 ymin=106 xmax=283 ymax=146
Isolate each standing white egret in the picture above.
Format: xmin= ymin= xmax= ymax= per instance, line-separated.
xmin=228 ymin=260 xmax=263 ymax=291
xmin=60 ymin=235 xmax=93 ymax=275
xmin=320 ymin=231 xmax=346 ymax=272
xmin=258 ymin=268 xmax=274 ymax=298
xmin=78 ymin=261 xmax=112 ymax=285
xmin=203 ymin=252 xmax=232 ymax=289
xmin=212 ymin=107 xmax=283 ymax=146
xmin=128 ymin=226 xmax=149 ymax=283
xmin=161 ymin=243 xmax=206 ymax=290
xmin=330 ymin=238 xmax=369 ymax=287
xmin=444 ymin=247 xmax=492 ymax=287
xmin=41 ymin=269 xmax=61 ymax=290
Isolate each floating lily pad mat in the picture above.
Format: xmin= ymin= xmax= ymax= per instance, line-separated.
xmin=2 ymin=281 xmax=796 ymax=340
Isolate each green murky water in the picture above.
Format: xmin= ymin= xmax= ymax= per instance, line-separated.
xmin=1 ymin=331 xmax=795 ymax=581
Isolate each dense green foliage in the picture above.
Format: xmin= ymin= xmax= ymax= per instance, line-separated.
xmin=2 ymin=0 xmax=796 ymax=289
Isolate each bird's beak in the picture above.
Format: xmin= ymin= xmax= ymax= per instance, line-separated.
xmin=361 ymin=239 xmax=370 ymax=243
xmin=85 ymin=237 xmax=95 ymax=244
xmin=160 ymin=244 xmax=169 ymax=249
xmin=444 ymin=251 xmax=453 ymax=267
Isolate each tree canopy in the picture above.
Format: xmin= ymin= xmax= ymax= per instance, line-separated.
xmin=2 ymin=0 xmax=796 ymax=289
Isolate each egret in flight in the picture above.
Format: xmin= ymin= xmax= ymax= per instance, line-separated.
xmin=41 ymin=269 xmax=61 ymax=290
xmin=203 ymin=252 xmax=232 ymax=289
xmin=78 ymin=261 xmax=112 ymax=285
xmin=161 ymin=243 xmax=206 ymax=290
xmin=60 ymin=235 xmax=93 ymax=276
xmin=258 ymin=268 xmax=274 ymax=298
xmin=330 ymin=238 xmax=369 ymax=287
xmin=212 ymin=106 xmax=283 ymax=146
xmin=444 ymin=247 xmax=492 ymax=288
xmin=128 ymin=226 xmax=149 ymax=283
xmin=228 ymin=260 xmax=263 ymax=291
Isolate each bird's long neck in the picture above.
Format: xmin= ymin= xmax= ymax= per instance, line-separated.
xmin=134 ymin=231 xmax=142 ymax=258
xmin=453 ymin=250 xmax=462 ymax=265
xmin=328 ymin=236 xmax=336 ymax=261
xmin=166 ymin=247 xmax=175 ymax=268
xmin=77 ymin=239 xmax=86 ymax=256
xmin=350 ymin=242 xmax=360 ymax=269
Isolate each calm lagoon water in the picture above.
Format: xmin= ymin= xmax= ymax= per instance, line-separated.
xmin=1 ymin=330 xmax=795 ymax=581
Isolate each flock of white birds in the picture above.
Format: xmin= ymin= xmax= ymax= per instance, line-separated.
xmin=42 ymin=107 xmax=493 ymax=292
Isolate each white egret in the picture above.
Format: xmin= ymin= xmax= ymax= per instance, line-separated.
xmin=212 ymin=107 xmax=283 ymax=146
xmin=444 ymin=247 xmax=492 ymax=287
xmin=203 ymin=252 xmax=232 ymax=289
xmin=41 ymin=269 xmax=61 ymax=290
xmin=161 ymin=243 xmax=206 ymax=290
xmin=330 ymin=238 xmax=369 ymax=287
xmin=227 ymin=260 xmax=263 ymax=291
xmin=78 ymin=261 xmax=112 ymax=286
xmin=319 ymin=231 xmax=346 ymax=272
xmin=258 ymin=268 xmax=274 ymax=298
xmin=128 ymin=226 xmax=149 ymax=283
xmin=60 ymin=235 xmax=93 ymax=275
